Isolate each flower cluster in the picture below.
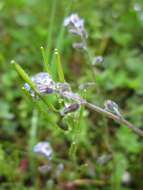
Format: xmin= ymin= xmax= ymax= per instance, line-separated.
xmin=24 ymin=72 xmax=83 ymax=117
xmin=64 ymin=13 xmax=88 ymax=49
xmin=24 ymin=72 xmax=73 ymax=98
xmin=64 ymin=13 xmax=87 ymax=38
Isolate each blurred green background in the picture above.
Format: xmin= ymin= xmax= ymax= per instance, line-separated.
xmin=0 ymin=0 xmax=143 ymax=189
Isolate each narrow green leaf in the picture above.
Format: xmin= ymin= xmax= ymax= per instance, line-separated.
xmin=56 ymin=1 xmax=72 ymax=51
xmin=11 ymin=60 xmax=36 ymax=90
xmin=50 ymin=1 xmax=72 ymax=72
xmin=40 ymin=46 xmax=51 ymax=73
xmin=69 ymin=141 xmax=77 ymax=161
xmin=22 ymin=86 xmax=33 ymax=99
xmin=54 ymin=49 xmax=65 ymax=82
xmin=46 ymin=0 xmax=57 ymax=63
xmin=76 ymin=106 xmax=84 ymax=131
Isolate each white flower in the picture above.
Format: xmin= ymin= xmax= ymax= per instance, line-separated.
xmin=33 ymin=141 xmax=53 ymax=160
xmin=122 ymin=171 xmax=131 ymax=184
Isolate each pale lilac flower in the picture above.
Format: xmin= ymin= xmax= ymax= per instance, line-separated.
xmin=92 ymin=56 xmax=104 ymax=65
xmin=64 ymin=13 xmax=84 ymax=28
xmin=64 ymin=13 xmax=88 ymax=38
xmin=33 ymin=141 xmax=53 ymax=160
xmin=24 ymin=72 xmax=55 ymax=97
xmin=23 ymin=71 xmax=83 ymax=105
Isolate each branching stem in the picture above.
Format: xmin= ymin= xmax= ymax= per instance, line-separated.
xmin=57 ymin=89 xmax=143 ymax=137
xmin=84 ymin=101 xmax=143 ymax=137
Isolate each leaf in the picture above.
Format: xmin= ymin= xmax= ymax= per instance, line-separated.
xmin=40 ymin=46 xmax=51 ymax=73
xmin=11 ymin=60 xmax=36 ymax=90
xmin=46 ymin=0 xmax=57 ymax=63
xmin=111 ymin=153 xmax=128 ymax=189
xmin=116 ymin=127 xmax=141 ymax=153
xmin=52 ymin=49 xmax=65 ymax=82
xmin=69 ymin=142 xmax=77 ymax=161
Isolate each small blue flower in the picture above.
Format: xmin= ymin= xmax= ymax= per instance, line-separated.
xmin=33 ymin=141 xmax=53 ymax=160
xmin=92 ymin=56 xmax=103 ymax=65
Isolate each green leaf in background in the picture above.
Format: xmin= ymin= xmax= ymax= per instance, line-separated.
xmin=112 ymin=32 xmax=132 ymax=46
xmin=116 ymin=127 xmax=141 ymax=154
xmin=69 ymin=141 xmax=77 ymax=161
xmin=111 ymin=153 xmax=128 ymax=189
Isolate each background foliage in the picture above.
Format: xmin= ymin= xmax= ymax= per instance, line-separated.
xmin=0 ymin=0 xmax=143 ymax=189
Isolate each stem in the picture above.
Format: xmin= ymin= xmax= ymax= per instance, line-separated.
xmin=56 ymin=89 xmax=143 ymax=137
xmin=81 ymin=35 xmax=96 ymax=78
xmin=84 ymin=101 xmax=143 ymax=137
xmin=62 ymin=179 xmax=106 ymax=188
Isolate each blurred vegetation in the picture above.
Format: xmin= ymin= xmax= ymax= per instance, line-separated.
xmin=0 ymin=0 xmax=143 ymax=189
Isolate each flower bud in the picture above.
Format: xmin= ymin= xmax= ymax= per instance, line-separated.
xmin=104 ymin=100 xmax=121 ymax=117
xmin=60 ymin=103 xmax=79 ymax=116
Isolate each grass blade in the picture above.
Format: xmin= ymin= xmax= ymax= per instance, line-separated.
xmin=40 ymin=46 xmax=51 ymax=73
xmin=11 ymin=60 xmax=36 ymax=90
xmin=50 ymin=1 xmax=72 ymax=70
xmin=54 ymin=49 xmax=65 ymax=82
xmin=56 ymin=1 xmax=73 ymax=50
xmin=46 ymin=0 xmax=57 ymax=63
